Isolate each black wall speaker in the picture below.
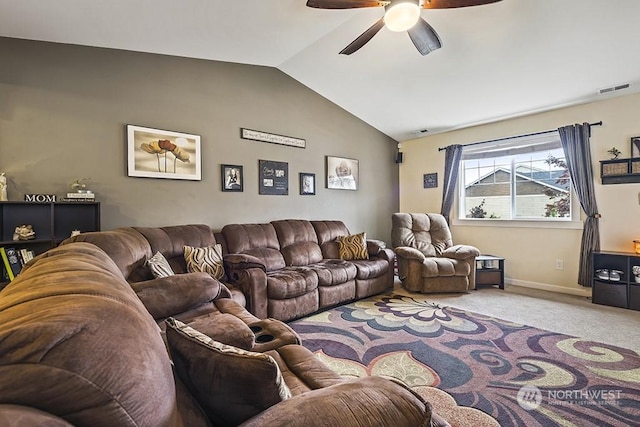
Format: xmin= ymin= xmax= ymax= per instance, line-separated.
xmin=395 ymin=152 xmax=404 ymax=164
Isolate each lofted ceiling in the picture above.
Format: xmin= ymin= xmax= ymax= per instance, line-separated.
xmin=1 ymin=0 xmax=640 ymax=141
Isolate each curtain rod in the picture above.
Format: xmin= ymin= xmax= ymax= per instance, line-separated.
xmin=437 ymin=121 xmax=603 ymax=152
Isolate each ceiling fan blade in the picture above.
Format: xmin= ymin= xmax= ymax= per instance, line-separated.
xmin=407 ymin=17 xmax=442 ymax=55
xmin=306 ymin=0 xmax=388 ymax=9
xmin=339 ymin=18 xmax=385 ymax=55
xmin=421 ymin=0 xmax=501 ymax=9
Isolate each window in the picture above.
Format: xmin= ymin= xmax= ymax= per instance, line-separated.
xmin=458 ymin=131 xmax=572 ymax=221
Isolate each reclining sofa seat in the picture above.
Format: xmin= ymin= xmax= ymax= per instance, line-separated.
xmin=222 ymin=219 xmax=395 ymax=322
xmin=392 ymin=213 xmax=480 ymax=293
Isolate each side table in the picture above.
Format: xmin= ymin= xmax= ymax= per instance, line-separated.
xmin=475 ymin=254 xmax=505 ymax=290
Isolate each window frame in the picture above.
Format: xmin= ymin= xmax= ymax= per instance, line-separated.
xmin=452 ymin=131 xmax=582 ymax=228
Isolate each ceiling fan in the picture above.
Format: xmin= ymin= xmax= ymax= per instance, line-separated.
xmin=306 ymin=0 xmax=503 ymax=55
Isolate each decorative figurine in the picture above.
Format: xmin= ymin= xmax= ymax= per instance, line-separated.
xmin=70 ymin=178 xmax=91 ymax=192
xmin=607 ymin=147 xmax=621 ymax=159
xmin=13 ymin=224 xmax=36 ymax=241
xmin=0 ymin=172 xmax=7 ymax=202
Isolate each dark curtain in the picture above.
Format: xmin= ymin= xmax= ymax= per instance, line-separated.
xmin=558 ymin=123 xmax=600 ymax=287
xmin=440 ymin=144 xmax=463 ymax=224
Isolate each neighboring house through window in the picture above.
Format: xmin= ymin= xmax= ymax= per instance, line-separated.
xmin=458 ymin=130 xmax=572 ymax=221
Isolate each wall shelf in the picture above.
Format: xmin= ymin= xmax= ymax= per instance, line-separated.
xmin=600 ymin=157 xmax=640 ymax=184
xmin=0 ymin=201 xmax=100 ymax=286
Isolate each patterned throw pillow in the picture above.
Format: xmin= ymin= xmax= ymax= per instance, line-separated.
xmin=184 ymin=244 xmax=224 ymax=280
xmin=165 ymin=318 xmax=291 ymax=426
xmin=146 ymin=251 xmax=175 ymax=278
xmin=337 ymin=232 xmax=369 ymax=260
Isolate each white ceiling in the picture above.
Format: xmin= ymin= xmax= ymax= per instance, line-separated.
xmin=1 ymin=0 xmax=639 ymax=141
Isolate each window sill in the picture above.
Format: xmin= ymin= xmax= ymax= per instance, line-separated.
xmin=451 ymin=218 xmax=583 ymax=230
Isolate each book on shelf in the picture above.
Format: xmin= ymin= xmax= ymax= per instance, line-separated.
xmin=0 ymin=247 xmax=22 ymax=281
xmin=66 ymin=192 xmax=95 ymax=199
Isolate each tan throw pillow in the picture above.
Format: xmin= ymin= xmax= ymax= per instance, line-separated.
xmin=146 ymin=251 xmax=175 ymax=278
xmin=184 ymin=244 xmax=224 ymax=280
xmin=165 ymin=318 xmax=291 ymax=426
xmin=337 ymin=232 xmax=369 ymax=260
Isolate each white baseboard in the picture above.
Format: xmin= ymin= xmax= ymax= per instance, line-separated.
xmin=506 ymin=278 xmax=593 ymax=297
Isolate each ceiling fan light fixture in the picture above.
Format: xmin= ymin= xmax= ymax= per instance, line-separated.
xmin=384 ymin=1 xmax=421 ymax=32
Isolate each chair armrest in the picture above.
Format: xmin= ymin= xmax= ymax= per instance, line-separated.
xmin=239 ymin=376 xmax=435 ymax=427
xmin=441 ymin=244 xmax=480 ymax=260
xmin=131 ymin=272 xmax=227 ymax=320
xmin=395 ymin=246 xmax=426 ymax=262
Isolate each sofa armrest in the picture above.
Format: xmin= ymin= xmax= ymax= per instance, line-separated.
xmin=224 ymin=254 xmax=267 ymax=275
xmin=131 ymin=272 xmax=227 ymax=320
xmin=366 ymin=239 xmax=386 ymax=255
xmin=442 ymin=244 xmax=480 ymax=260
xmin=239 ymin=376 xmax=435 ymax=427
xmin=224 ymin=266 xmax=269 ymax=319
xmin=395 ymin=246 xmax=426 ymax=262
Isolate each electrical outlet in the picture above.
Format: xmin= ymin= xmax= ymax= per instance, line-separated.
xmin=556 ymin=259 xmax=564 ymax=270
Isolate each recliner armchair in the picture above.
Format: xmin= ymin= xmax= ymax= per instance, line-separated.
xmin=391 ymin=213 xmax=480 ymax=293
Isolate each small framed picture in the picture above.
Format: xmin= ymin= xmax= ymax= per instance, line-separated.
xmin=299 ymin=173 xmax=316 ymax=195
xmin=631 ymin=136 xmax=640 ymax=158
xmin=221 ymin=164 xmax=243 ymax=192
xmin=423 ymin=173 xmax=438 ymax=188
xmin=326 ymin=156 xmax=358 ymax=190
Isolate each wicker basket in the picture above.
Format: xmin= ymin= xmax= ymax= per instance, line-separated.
xmin=602 ymin=162 xmax=628 ymax=176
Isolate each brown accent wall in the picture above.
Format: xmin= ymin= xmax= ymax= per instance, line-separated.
xmin=0 ymin=37 xmax=399 ymax=241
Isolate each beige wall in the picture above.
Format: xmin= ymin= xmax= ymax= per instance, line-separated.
xmin=399 ymin=92 xmax=640 ymax=294
xmin=0 ymin=37 xmax=399 ymax=241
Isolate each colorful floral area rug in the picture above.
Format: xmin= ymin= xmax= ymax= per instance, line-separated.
xmin=289 ymin=292 xmax=640 ymax=427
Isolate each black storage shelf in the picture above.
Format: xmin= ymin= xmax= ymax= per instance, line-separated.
xmin=0 ymin=201 xmax=100 ymax=287
xmin=600 ymin=158 xmax=640 ymax=184
xmin=592 ymin=251 xmax=640 ymax=311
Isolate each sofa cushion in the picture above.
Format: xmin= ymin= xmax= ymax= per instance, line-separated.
xmin=351 ymin=258 xmax=389 ymax=280
xmin=184 ymin=244 xmax=224 ymax=280
xmin=165 ymin=318 xmax=291 ymax=426
xmin=421 ymin=257 xmax=471 ymax=278
xmin=146 ymin=251 xmax=175 ymax=278
xmin=309 ymin=259 xmax=357 ymax=286
xmin=222 ymin=223 xmax=286 ymax=272
xmin=266 ymin=268 xmax=318 ymax=299
xmin=311 ymin=220 xmax=352 ymax=259
xmin=337 ymin=232 xmax=369 ymax=261
xmin=271 ymin=220 xmax=323 ymax=266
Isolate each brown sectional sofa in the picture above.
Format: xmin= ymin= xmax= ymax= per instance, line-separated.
xmin=65 ymin=220 xmax=394 ymax=322
xmin=223 ymin=219 xmax=394 ymax=321
xmin=0 ymin=242 xmax=439 ymax=426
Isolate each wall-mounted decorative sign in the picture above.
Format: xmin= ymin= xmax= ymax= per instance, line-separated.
xmin=259 ymin=160 xmax=288 ymax=195
xmin=241 ymin=128 xmax=306 ymax=149
xmin=127 ymin=125 xmax=201 ymax=181
xmin=423 ymin=173 xmax=438 ymax=188
xmin=326 ymin=156 xmax=358 ymax=190
xmin=299 ymin=173 xmax=316 ymax=195
xmin=221 ymin=164 xmax=243 ymax=192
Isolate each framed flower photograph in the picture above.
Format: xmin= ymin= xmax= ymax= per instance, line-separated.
xmin=127 ymin=125 xmax=201 ymax=180
xmin=221 ymin=164 xmax=243 ymax=192
xmin=299 ymin=173 xmax=315 ymax=195
xmin=326 ymin=156 xmax=358 ymax=190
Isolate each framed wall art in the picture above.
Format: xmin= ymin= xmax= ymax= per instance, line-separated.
xmin=299 ymin=173 xmax=316 ymax=195
xmin=423 ymin=173 xmax=438 ymax=188
xmin=631 ymin=136 xmax=640 ymax=158
xmin=127 ymin=125 xmax=201 ymax=180
xmin=259 ymin=160 xmax=288 ymax=195
xmin=326 ymin=156 xmax=358 ymax=190
xmin=221 ymin=164 xmax=243 ymax=192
